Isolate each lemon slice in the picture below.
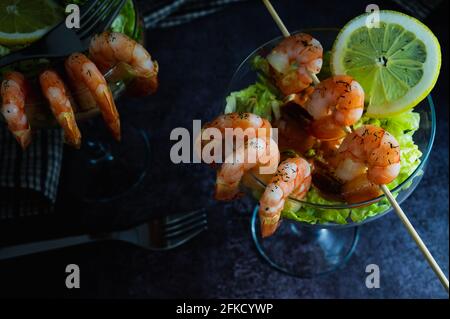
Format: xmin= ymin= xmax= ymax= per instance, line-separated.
xmin=0 ymin=0 xmax=64 ymax=46
xmin=331 ymin=10 xmax=441 ymax=117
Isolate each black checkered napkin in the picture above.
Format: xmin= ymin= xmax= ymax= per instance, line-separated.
xmin=0 ymin=126 xmax=64 ymax=220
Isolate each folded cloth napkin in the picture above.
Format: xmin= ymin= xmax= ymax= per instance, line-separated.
xmin=0 ymin=126 xmax=64 ymax=220
xmin=143 ymin=0 xmax=247 ymax=29
xmin=0 ymin=0 xmax=442 ymax=220
xmin=392 ymin=0 xmax=443 ymax=19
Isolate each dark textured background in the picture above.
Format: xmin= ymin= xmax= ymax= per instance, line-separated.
xmin=0 ymin=0 xmax=448 ymax=298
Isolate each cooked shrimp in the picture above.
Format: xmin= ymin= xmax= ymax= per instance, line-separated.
xmin=39 ymin=70 xmax=81 ymax=148
xmin=216 ymin=137 xmax=279 ymax=201
xmin=335 ymin=125 xmax=401 ymax=203
xmin=259 ymin=157 xmax=312 ymax=237
xmin=1 ymin=71 xmax=31 ymax=149
xmin=304 ymin=75 xmax=365 ymax=140
xmin=89 ymin=32 xmax=158 ymax=96
xmin=267 ymin=33 xmax=323 ymax=95
xmin=65 ymin=53 xmax=121 ymax=141
xmin=204 ymin=112 xmax=272 ymax=136
xmin=198 ymin=112 xmax=273 ymax=162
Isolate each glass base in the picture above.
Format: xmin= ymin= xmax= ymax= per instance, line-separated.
xmin=80 ymin=122 xmax=151 ymax=203
xmin=251 ymin=206 xmax=359 ymax=278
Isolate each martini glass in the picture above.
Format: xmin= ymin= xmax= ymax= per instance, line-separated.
xmin=227 ymin=29 xmax=436 ymax=277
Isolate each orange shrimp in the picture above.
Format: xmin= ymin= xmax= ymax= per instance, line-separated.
xmin=259 ymin=157 xmax=312 ymax=237
xmin=267 ymin=33 xmax=323 ymax=95
xmin=335 ymin=125 xmax=401 ymax=203
xmin=65 ymin=53 xmax=121 ymax=141
xmin=39 ymin=70 xmax=81 ymax=148
xmin=204 ymin=112 xmax=272 ymax=136
xmin=1 ymin=71 xmax=31 ymax=149
xmin=89 ymin=32 xmax=158 ymax=96
xmin=201 ymin=113 xmax=279 ymax=199
xmin=198 ymin=112 xmax=273 ymax=163
xmin=304 ymin=75 xmax=365 ymax=140
xmin=216 ymin=137 xmax=279 ymax=201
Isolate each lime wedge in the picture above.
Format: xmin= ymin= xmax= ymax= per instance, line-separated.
xmin=0 ymin=0 xmax=64 ymax=46
xmin=331 ymin=10 xmax=441 ymax=117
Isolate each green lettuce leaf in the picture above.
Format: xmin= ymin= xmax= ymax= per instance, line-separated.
xmin=0 ymin=45 xmax=10 ymax=58
xmin=225 ymin=80 xmax=282 ymax=122
xmin=110 ymin=0 xmax=137 ymax=39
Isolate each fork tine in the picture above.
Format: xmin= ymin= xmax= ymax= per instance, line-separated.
xmin=79 ymin=0 xmax=126 ymax=40
xmin=165 ymin=219 xmax=208 ymax=239
xmin=79 ymin=0 xmax=98 ymax=20
xmin=78 ymin=0 xmax=116 ymax=32
xmin=164 ymin=212 xmax=207 ymax=233
xmin=87 ymin=0 xmax=127 ymax=37
xmin=164 ymin=208 xmax=207 ymax=226
xmin=162 ymin=226 xmax=208 ymax=250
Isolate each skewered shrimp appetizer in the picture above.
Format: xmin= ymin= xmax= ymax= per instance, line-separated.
xmin=303 ymin=75 xmax=365 ymax=140
xmin=216 ymin=136 xmax=279 ymax=200
xmin=1 ymin=72 xmax=31 ymax=149
xmin=259 ymin=157 xmax=312 ymax=237
xmin=65 ymin=52 xmax=121 ymax=141
xmin=199 ymin=112 xmax=273 ymax=163
xmin=267 ymin=33 xmax=323 ymax=95
xmin=334 ymin=125 xmax=401 ymax=203
xmin=200 ymin=112 xmax=279 ymax=200
xmin=203 ymin=112 xmax=272 ymax=139
xmin=89 ymin=32 xmax=159 ymax=96
xmin=39 ymin=70 xmax=81 ymax=148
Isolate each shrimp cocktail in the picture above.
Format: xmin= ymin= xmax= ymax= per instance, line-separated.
xmin=0 ymin=0 xmax=158 ymax=149
xmin=199 ymin=10 xmax=440 ymax=275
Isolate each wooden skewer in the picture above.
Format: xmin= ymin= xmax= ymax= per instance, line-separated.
xmin=262 ymin=0 xmax=449 ymax=293
xmin=381 ymin=185 xmax=449 ymax=292
xmin=262 ymin=0 xmax=290 ymax=37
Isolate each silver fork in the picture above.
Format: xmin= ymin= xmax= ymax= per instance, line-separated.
xmin=96 ymin=208 xmax=209 ymax=251
xmin=0 ymin=0 xmax=127 ymax=68
xmin=0 ymin=208 xmax=208 ymax=260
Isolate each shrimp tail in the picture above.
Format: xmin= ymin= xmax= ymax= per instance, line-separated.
xmin=15 ymin=130 xmax=32 ymax=150
xmin=59 ymin=112 xmax=82 ymax=148
xmin=214 ymin=180 xmax=242 ymax=201
xmin=260 ymin=215 xmax=281 ymax=238
xmin=126 ymin=73 xmax=159 ymax=97
xmin=102 ymin=91 xmax=121 ymax=141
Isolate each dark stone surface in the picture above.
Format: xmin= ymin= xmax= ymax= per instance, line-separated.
xmin=0 ymin=0 xmax=448 ymax=298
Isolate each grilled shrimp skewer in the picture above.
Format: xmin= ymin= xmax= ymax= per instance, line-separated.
xmin=65 ymin=53 xmax=121 ymax=141
xmin=201 ymin=112 xmax=279 ymax=200
xmin=303 ymin=75 xmax=365 ymax=140
xmin=259 ymin=157 xmax=312 ymax=237
xmin=89 ymin=32 xmax=159 ymax=96
xmin=216 ymin=137 xmax=279 ymax=200
xmin=1 ymin=72 xmax=32 ymax=149
xmin=267 ymin=33 xmax=323 ymax=95
xmin=39 ymin=70 xmax=81 ymax=148
xmin=334 ymin=125 xmax=401 ymax=203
